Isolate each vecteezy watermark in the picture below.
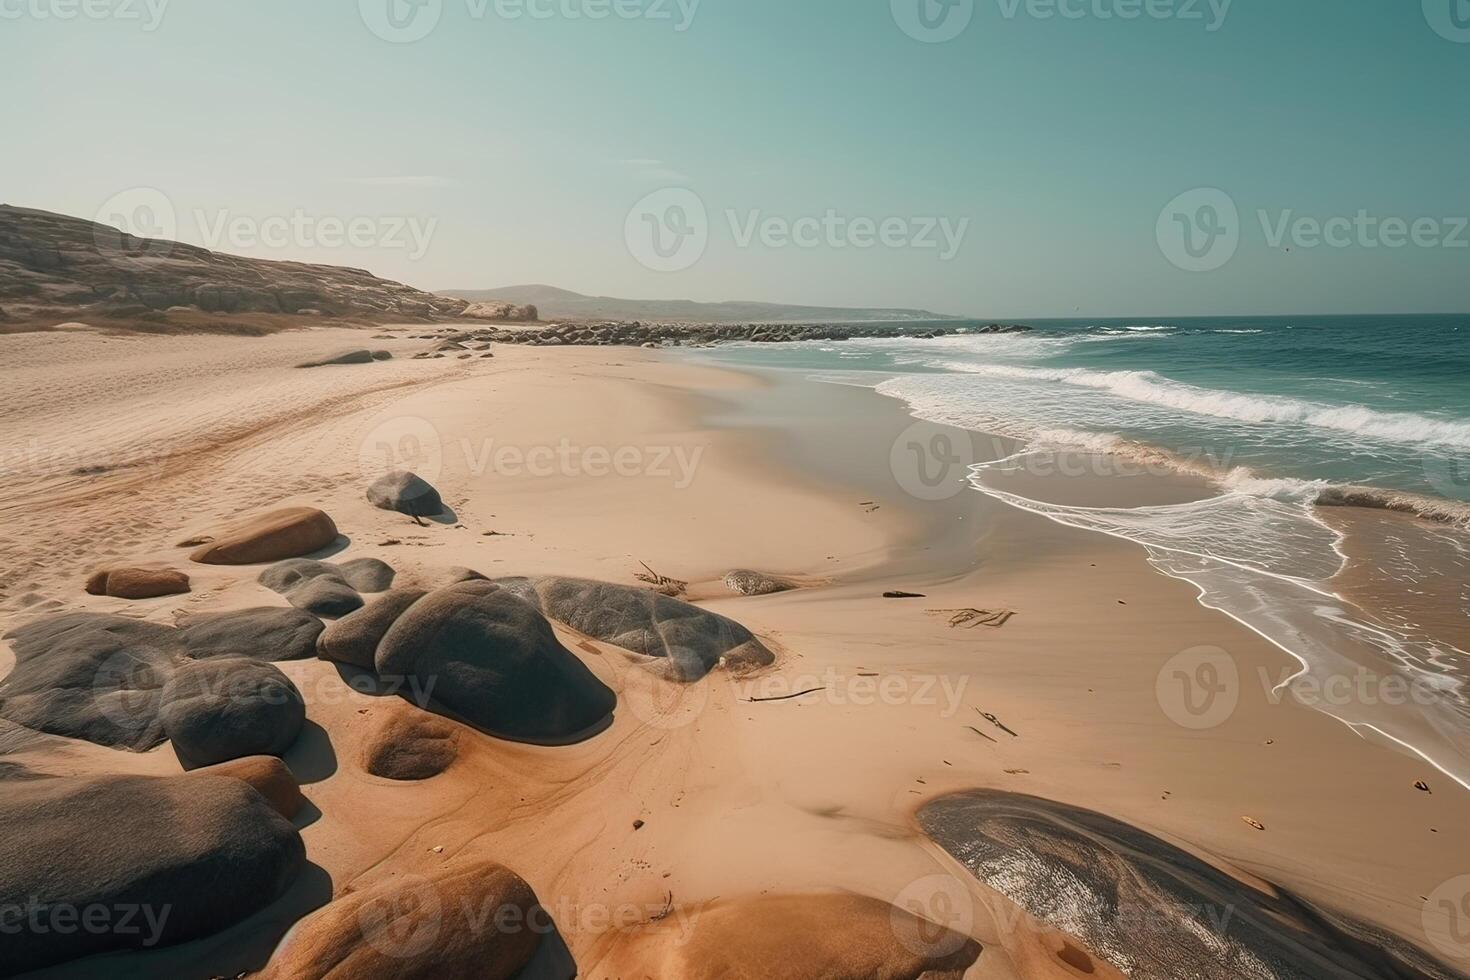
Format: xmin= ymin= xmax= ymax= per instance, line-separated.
xmin=1425 ymin=876 xmax=1470 ymax=962
xmin=193 ymin=209 xmax=438 ymax=261
xmin=625 ymin=188 xmax=709 ymax=273
xmin=735 ymin=668 xmax=971 ymax=717
xmin=727 ymin=210 xmax=969 ymax=262
xmin=1155 ymin=646 xmax=1240 ymax=729
xmin=359 ymin=0 xmax=699 ymax=43
xmin=890 ymin=875 xmax=975 ymax=958
xmin=95 ymin=187 xmax=178 ymax=260
xmin=0 ymin=0 xmax=169 ymax=30
xmin=358 ymin=878 xmax=700 ymax=960
xmin=1157 ymin=646 xmax=1460 ymax=730
xmin=358 ymin=416 xmax=446 ymax=485
xmin=461 ymin=439 xmax=704 ymax=489
xmin=1423 ymin=0 xmax=1470 ymax=44
xmin=1423 ymin=454 xmax=1470 ymax=498
xmin=890 ymin=421 xmax=979 ymax=502
xmin=1156 ymin=188 xmax=1240 ymax=273
xmin=0 ymin=900 xmax=171 ymax=946
xmin=1159 ymin=189 xmax=1470 ymax=272
xmin=891 ymin=0 xmax=1231 ymax=42
xmin=623 ymin=188 xmax=969 ymax=272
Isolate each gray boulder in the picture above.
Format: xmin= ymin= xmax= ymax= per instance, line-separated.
xmin=0 ymin=773 xmax=305 ymax=973
xmin=285 ymin=575 xmax=363 ymax=618
xmin=0 ymin=613 xmax=181 ymax=750
xmin=337 ymin=557 xmax=396 ymax=592
xmin=160 ymin=657 xmax=306 ymax=769
xmin=259 ymin=557 xmax=394 ymax=597
xmin=366 ymin=470 xmax=444 ymax=519
xmin=376 ymin=580 xmax=615 ymax=741
xmin=498 ymin=577 xmax=775 ymax=680
xmin=179 ymin=607 xmax=324 ymax=662
xmin=317 ymin=588 xmax=427 ymax=670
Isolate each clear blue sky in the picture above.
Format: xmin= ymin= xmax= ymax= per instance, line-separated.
xmin=4 ymin=0 xmax=1468 ymax=316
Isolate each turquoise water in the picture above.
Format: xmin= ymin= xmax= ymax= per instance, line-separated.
xmin=695 ymin=316 xmax=1470 ymax=787
xmin=702 ymin=315 xmax=1470 ymax=505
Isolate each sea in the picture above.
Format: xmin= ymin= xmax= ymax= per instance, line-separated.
xmin=693 ymin=315 xmax=1470 ymax=787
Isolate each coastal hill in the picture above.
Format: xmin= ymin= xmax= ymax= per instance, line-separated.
xmin=0 ymin=205 xmax=529 ymax=331
xmin=441 ymin=284 xmax=960 ymax=324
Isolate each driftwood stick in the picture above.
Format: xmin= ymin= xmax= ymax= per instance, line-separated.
xmin=743 ymin=687 xmax=827 ymax=703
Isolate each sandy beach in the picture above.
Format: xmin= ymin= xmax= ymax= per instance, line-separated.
xmin=1 ymin=324 xmax=1466 ymax=978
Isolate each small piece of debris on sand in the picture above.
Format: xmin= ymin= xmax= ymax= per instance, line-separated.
xmin=929 ymin=608 xmax=1016 ymax=629
xmin=884 ymin=591 xmax=926 ymax=599
xmin=1243 ymin=817 xmax=1266 ymax=831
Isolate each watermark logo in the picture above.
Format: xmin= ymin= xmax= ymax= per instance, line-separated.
xmin=1424 ymin=876 xmax=1470 ymax=962
xmin=625 ymin=188 xmax=708 ymax=272
xmin=193 ymin=209 xmax=438 ymax=261
xmin=891 ymin=875 xmax=975 ymax=958
xmin=995 ymin=0 xmax=1231 ymax=30
xmin=1156 ymin=646 xmax=1238 ymax=729
xmin=1424 ymin=0 xmax=1470 ymax=43
xmin=360 ymin=0 xmax=443 ymax=42
xmin=1156 ymin=188 xmax=1239 ymax=273
xmin=891 ymin=421 xmax=977 ymax=501
xmin=92 ymin=649 xmax=163 ymax=736
xmin=728 ymin=210 xmax=969 ymax=261
xmin=1424 ymin=455 xmax=1470 ymax=498
xmin=358 ymin=875 xmax=443 ymax=958
xmin=358 ymin=416 xmax=445 ymax=484
xmin=891 ymin=0 xmax=974 ymax=43
xmin=619 ymin=662 xmax=712 ymax=729
xmin=95 ymin=187 xmax=177 ymax=260
xmin=0 ymin=0 xmax=170 ymax=30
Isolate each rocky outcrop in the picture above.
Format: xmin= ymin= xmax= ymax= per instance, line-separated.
xmin=189 ymin=506 xmax=340 ymax=565
xmin=0 ymin=205 xmax=470 ymax=323
xmin=159 ymin=657 xmax=306 ymax=769
xmin=366 ymin=470 xmax=444 ymax=519
xmin=0 ymin=773 xmax=305 ymax=974
xmin=461 ymin=300 xmax=538 ymax=321
xmin=84 ymin=565 xmax=191 ymax=599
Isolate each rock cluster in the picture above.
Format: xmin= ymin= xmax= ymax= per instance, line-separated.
xmin=257 ymin=556 xmax=396 ymax=617
xmin=0 ymin=608 xmax=321 ymax=751
xmin=317 ymin=580 xmax=616 ymax=742
xmin=457 ymin=320 xmax=1030 ymax=348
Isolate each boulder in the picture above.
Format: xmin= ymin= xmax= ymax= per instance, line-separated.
xmin=261 ymin=860 xmax=544 ymax=979
xmin=188 ymin=755 xmax=307 ymax=819
xmin=375 ymin=580 xmax=615 ymax=741
xmin=190 ymin=507 xmax=339 ymax=565
xmin=259 ymin=557 xmax=394 ymax=596
xmin=601 ymin=893 xmax=980 ymax=980
xmin=497 ymin=577 xmax=775 ymax=680
xmin=296 ymin=349 xmax=374 ymax=368
xmin=84 ymin=565 xmax=191 ymax=600
xmin=317 ymin=589 xmax=427 ymax=670
xmin=360 ymin=704 xmax=460 ymax=780
xmin=370 ymin=350 xmax=393 ymax=361
xmin=366 ymin=470 xmax=444 ymax=519
xmin=338 ymin=557 xmax=396 ymax=592
xmin=0 ymin=613 xmax=182 ymax=750
xmin=286 ymin=575 xmax=364 ymax=618
xmin=160 ymin=657 xmax=306 ymax=769
xmin=0 ymin=773 xmax=305 ymax=974
xmin=723 ymin=569 xmax=797 ymax=597
xmin=179 ymin=607 xmax=324 ymax=662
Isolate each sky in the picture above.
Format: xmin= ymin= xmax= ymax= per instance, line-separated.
xmin=3 ymin=0 xmax=1469 ymax=317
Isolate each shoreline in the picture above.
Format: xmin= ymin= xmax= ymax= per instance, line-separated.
xmin=2 ymin=327 xmax=1468 ymax=977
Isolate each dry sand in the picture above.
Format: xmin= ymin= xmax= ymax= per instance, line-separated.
xmin=1 ymin=325 xmax=1467 ymax=978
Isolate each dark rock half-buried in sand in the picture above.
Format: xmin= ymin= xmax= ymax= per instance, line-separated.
xmin=189 ymin=506 xmax=340 ymax=565
xmin=366 ymin=470 xmax=445 ymax=519
xmin=0 ymin=773 xmax=305 ymax=974
xmin=316 ymin=588 xmax=428 ymax=670
xmin=918 ymin=789 xmax=1463 ymax=979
